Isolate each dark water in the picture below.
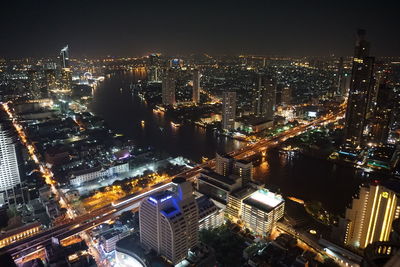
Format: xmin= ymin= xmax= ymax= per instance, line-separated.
xmin=90 ymin=71 xmax=367 ymax=214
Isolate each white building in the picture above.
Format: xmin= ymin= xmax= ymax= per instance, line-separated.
xmin=241 ymin=188 xmax=285 ymax=236
xmin=69 ymin=166 xmax=108 ymax=186
xmin=139 ymin=177 xmax=199 ymax=264
xmin=0 ymin=123 xmax=22 ymax=206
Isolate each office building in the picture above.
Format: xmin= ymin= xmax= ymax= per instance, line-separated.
xmin=241 ymin=188 xmax=285 ymax=236
xmin=44 ymin=64 xmax=57 ymax=92
xmin=254 ymin=75 xmax=276 ymax=120
xmin=197 ymin=168 xmax=242 ymax=203
xmin=60 ymin=67 xmax=72 ymax=91
xmin=344 ymin=29 xmax=375 ymax=146
xmin=226 ymin=186 xmax=257 ymax=220
xmin=148 ymin=66 xmax=160 ymax=82
xmin=196 ymin=195 xmax=224 ymax=230
xmin=340 ymin=73 xmax=351 ymax=96
xmin=192 ymin=69 xmax=201 ymax=104
xmin=336 ymin=57 xmax=344 ymax=95
xmin=342 ymin=181 xmax=400 ymax=249
xmin=281 ymin=86 xmax=291 ymax=106
xmin=162 ymin=69 xmax=176 ymax=106
xmin=367 ymin=77 xmax=393 ymax=144
xmin=139 ymin=177 xmax=199 ymax=264
xmin=222 ymin=91 xmax=236 ymax=131
xmin=215 ymin=152 xmax=234 ymax=176
xmin=0 ymin=122 xmax=22 ymax=206
xmin=60 ymin=45 xmax=70 ymax=69
xmin=233 ymin=159 xmax=253 ymax=185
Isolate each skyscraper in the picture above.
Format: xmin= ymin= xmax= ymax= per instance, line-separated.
xmin=367 ymin=76 xmax=393 ymax=144
xmin=60 ymin=68 xmax=72 ymax=91
xmin=0 ymin=121 xmax=22 ymax=206
xmin=336 ymin=57 xmax=344 ymax=96
xmin=60 ymin=45 xmax=70 ymax=69
xmin=192 ymin=69 xmax=201 ymax=104
xmin=222 ymin=91 xmax=236 ymax=131
xmin=139 ymin=177 xmax=199 ymax=264
xmin=342 ymin=182 xmax=400 ymax=249
xmin=344 ymin=29 xmax=375 ymax=146
xmin=281 ymin=86 xmax=291 ymax=106
xmin=254 ymin=74 xmax=276 ymax=120
xmin=162 ymin=69 xmax=176 ymax=106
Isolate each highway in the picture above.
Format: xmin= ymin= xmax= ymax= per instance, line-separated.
xmin=0 ymin=102 xmax=344 ymax=262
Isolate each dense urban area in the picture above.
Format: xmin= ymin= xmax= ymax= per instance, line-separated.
xmin=1 ymin=7 xmax=400 ymax=267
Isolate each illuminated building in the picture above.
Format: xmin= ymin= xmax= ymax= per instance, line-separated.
xmin=148 ymin=66 xmax=160 ymax=82
xmin=241 ymin=188 xmax=285 ymax=236
xmin=192 ymin=69 xmax=200 ymax=104
xmin=26 ymin=68 xmax=41 ymax=99
xmin=336 ymin=57 xmax=344 ymax=95
xmin=60 ymin=45 xmax=70 ymax=68
xmin=367 ymin=77 xmax=393 ymax=144
xmin=281 ymin=86 xmax=291 ymax=106
xmin=0 ymin=222 xmax=41 ymax=248
xmin=344 ymin=29 xmax=375 ymax=146
xmin=60 ymin=67 xmax=72 ymax=91
xmin=343 ymin=182 xmax=400 ymax=249
xmin=196 ymin=195 xmax=224 ymax=230
xmin=340 ymin=73 xmax=351 ymax=96
xmin=0 ymin=122 xmax=22 ymax=206
xmin=44 ymin=64 xmax=57 ymax=92
xmin=222 ymin=91 xmax=236 ymax=131
xmin=215 ymin=152 xmax=234 ymax=176
xmin=162 ymin=69 xmax=176 ymax=106
xmin=197 ymin=168 xmax=242 ymax=203
xmin=139 ymin=177 xmax=199 ymax=264
xmin=226 ymin=186 xmax=257 ymax=220
xmin=233 ymin=159 xmax=253 ymax=185
xmin=254 ymin=74 xmax=276 ymax=120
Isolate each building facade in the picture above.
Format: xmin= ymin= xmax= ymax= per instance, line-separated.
xmin=192 ymin=69 xmax=201 ymax=104
xmin=344 ymin=29 xmax=375 ymax=146
xmin=0 ymin=123 xmax=22 ymax=206
xmin=162 ymin=69 xmax=176 ymax=106
xmin=254 ymin=75 xmax=276 ymax=120
xmin=222 ymin=91 xmax=236 ymax=131
xmin=139 ymin=177 xmax=199 ymax=264
xmin=343 ymin=182 xmax=400 ymax=249
xmin=241 ymin=188 xmax=285 ymax=236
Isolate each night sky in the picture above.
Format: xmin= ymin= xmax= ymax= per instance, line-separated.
xmin=1 ymin=0 xmax=399 ymax=58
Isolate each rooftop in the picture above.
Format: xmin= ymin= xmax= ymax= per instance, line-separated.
xmin=243 ymin=189 xmax=284 ymax=213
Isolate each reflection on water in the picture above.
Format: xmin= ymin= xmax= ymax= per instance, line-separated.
xmin=90 ymin=72 xmax=369 ymax=215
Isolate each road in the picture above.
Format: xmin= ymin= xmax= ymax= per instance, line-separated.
xmin=0 ymin=102 xmax=344 ymax=262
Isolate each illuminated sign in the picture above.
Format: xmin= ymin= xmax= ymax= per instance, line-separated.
xmin=381 ymin=192 xmax=389 ymax=198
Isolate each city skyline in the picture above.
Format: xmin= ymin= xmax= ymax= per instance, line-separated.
xmin=1 ymin=0 xmax=400 ymax=58
xmin=2 ymin=2 xmax=400 ymax=266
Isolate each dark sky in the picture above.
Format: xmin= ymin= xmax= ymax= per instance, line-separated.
xmin=1 ymin=0 xmax=399 ymax=58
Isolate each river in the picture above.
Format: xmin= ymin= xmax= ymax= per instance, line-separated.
xmin=90 ymin=70 xmax=368 ymax=214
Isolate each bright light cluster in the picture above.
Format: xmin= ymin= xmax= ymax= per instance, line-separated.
xmin=249 ymin=189 xmax=283 ymax=208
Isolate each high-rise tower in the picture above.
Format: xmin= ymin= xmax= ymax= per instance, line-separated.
xmin=342 ymin=182 xmax=400 ymax=249
xmin=192 ymin=69 xmax=201 ymax=104
xmin=139 ymin=177 xmax=199 ymax=264
xmin=162 ymin=69 xmax=176 ymax=106
xmin=254 ymin=74 xmax=276 ymax=120
xmin=344 ymin=29 xmax=375 ymax=146
xmin=60 ymin=45 xmax=70 ymax=69
xmin=222 ymin=91 xmax=236 ymax=131
xmin=0 ymin=121 xmax=22 ymax=206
